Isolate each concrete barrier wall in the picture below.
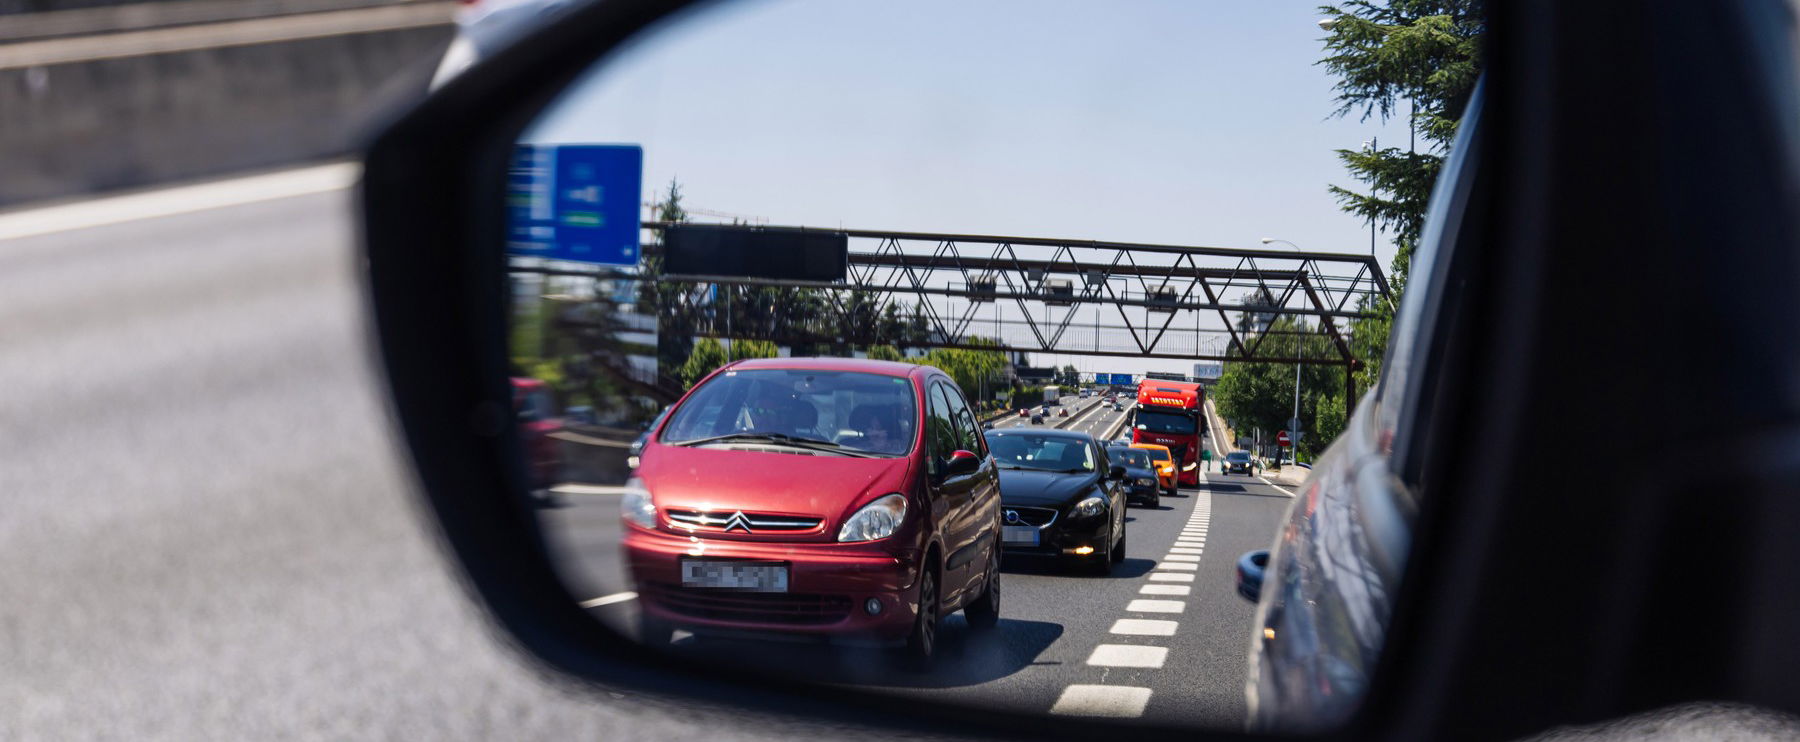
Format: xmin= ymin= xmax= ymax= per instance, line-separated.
xmin=0 ymin=17 xmax=452 ymax=206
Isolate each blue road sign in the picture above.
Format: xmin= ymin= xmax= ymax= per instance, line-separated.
xmin=507 ymin=144 xmax=643 ymax=266
xmin=1102 ymin=373 xmax=1134 ymax=386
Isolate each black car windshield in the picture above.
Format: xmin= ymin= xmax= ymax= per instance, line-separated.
xmin=1135 ymin=409 xmax=1197 ymax=435
xmin=1108 ymin=448 xmax=1152 ymax=468
xmin=1226 ymin=451 xmax=1251 ymax=462
xmin=985 ymin=433 xmax=1094 ymax=472
xmin=661 ymin=369 xmax=917 ymax=456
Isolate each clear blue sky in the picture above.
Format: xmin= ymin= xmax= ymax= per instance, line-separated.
xmin=526 ymin=0 xmax=1413 ymax=375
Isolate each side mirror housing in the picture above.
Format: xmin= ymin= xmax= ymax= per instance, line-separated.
xmin=945 ymin=449 xmax=981 ymax=477
xmin=1237 ymin=549 xmax=1270 ymax=602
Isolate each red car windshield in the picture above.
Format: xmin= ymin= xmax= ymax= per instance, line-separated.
xmin=660 ymin=369 xmax=918 ymax=456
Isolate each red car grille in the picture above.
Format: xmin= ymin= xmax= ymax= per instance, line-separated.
xmin=641 ymin=584 xmax=852 ymax=625
xmin=662 ymin=508 xmax=823 ymax=534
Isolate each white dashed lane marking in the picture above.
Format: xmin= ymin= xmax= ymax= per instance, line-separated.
xmin=1126 ymin=599 xmax=1186 ymax=613
xmin=1050 ymin=685 xmax=1153 ymax=718
xmin=1046 ymin=487 xmax=1212 ymax=720
xmin=1110 ymin=618 xmax=1178 ymax=636
xmin=1088 ymin=644 xmax=1169 ymax=668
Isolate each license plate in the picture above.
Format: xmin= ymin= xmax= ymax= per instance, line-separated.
xmin=1002 ymin=525 xmax=1040 ymax=546
xmin=680 ymin=560 xmax=789 ymax=592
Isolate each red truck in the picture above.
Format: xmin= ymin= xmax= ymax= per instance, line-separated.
xmin=1131 ymin=379 xmax=1204 ymax=486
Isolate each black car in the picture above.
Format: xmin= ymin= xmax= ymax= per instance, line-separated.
xmin=1222 ymin=449 xmax=1256 ymax=476
xmin=1029 ymin=412 xmax=1045 ymax=424
xmin=983 ymin=428 xmax=1127 ymax=574
xmin=1105 ymin=446 xmax=1162 ymax=507
xmin=625 ymin=405 xmax=673 ymax=469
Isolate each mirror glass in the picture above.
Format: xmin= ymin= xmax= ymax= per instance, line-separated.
xmin=503 ymin=0 xmax=1463 ymax=732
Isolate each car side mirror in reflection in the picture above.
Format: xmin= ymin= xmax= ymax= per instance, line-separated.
xmin=945 ymin=449 xmax=981 ymax=478
xmin=1237 ymin=549 xmax=1270 ymax=602
xmin=1108 ymin=464 xmax=1127 ymax=480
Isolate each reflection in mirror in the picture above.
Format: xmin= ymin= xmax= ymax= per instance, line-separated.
xmin=503 ymin=0 xmax=1474 ymax=732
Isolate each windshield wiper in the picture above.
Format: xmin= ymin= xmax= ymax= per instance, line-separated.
xmin=674 ymin=432 xmax=872 ymax=456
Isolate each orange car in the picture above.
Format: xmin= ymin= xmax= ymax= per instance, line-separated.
xmin=1130 ymin=442 xmax=1177 ymax=495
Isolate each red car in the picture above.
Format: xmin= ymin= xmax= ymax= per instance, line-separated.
xmin=622 ymin=357 xmax=1002 ymax=664
xmin=510 ymin=377 xmax=561 ymax=489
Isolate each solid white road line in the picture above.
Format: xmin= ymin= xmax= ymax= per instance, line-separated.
xmin=579 ymin=591 xmax=637 ymax=608
xmin=1126 ymin=599 xmax=1186 ymax=613
xmin=1148 ymin=572 xmax=1195 ymax=582
xmin=550 ymin=483 xmax=629 ymax=496
xmin=1050 ymin=685 xmax=1152 ymax=718
xmin=0 ymin=162 xmax=358 ymax=242
xmin=1257 ymin=475 xmax=1298 ymax=497
xmin=1087 ymin=644 xmax=1168 ymax=668
xmin=1140 ymin=584 xmax=1191 ymax=596
xmin=1110 ymin=618 xmax=1178 ymax=636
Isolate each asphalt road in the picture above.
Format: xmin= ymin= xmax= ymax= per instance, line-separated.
xmin=1 ymin=175 xmax=1293 ymax=738
xmin=542 ymin=399 xmax=1294 ymax=727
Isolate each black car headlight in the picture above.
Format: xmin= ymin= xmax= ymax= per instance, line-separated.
xmin=1069 ymin=495 xmax=1108 ymax=519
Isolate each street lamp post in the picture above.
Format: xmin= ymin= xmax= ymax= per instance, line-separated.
xmin=1262 ymin=236 xmax=1308 ymax=466
xmin=1363 ymin=138 xmax=1379 ymax=260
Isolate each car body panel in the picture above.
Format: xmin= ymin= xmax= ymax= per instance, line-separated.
xmin=623 ymin=357 xmax=999 ymax=641
xmin=984 ymin=429 xmax=1126 ymax=565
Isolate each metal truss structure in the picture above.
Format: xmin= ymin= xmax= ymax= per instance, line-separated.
xmin=512 ymin=224 xmax=1391 ymax=401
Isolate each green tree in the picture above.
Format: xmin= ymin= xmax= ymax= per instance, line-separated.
xmin=1320 ymin=0 xmax=1484 ymax=392
xmin=1212 ymin=314 xmax=1345 ymax=455
xmin=727 ymin=339 xmax=780 ymax=362
xmin=641 ymin=179 xmax=696 ymax=378
xmin=678 ymin=337 xmax=728 ymax=389
xmin=866 ymin=345 xmax=905 ymax=362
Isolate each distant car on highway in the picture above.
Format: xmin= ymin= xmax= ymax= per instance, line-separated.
xmin=511 ymin=377 xmax=562 ymax=489
xmin=623 ymin=357 xmax=1001 ymax=665
xmin=1222 ymin=450 xmax=1258 ymax=476
xmin=1017 ymin=407 xmax=1029 ymax=418
xmin=625 ymin=405 xmax=673 ymax=470
xmin=984 ymin=428 xmax=1128 ymax=574
xmin=1111 ymin=401 xmax=1124 ymax=411
xmin=1030 ymin=411 xmax=1045 ymax=425
xmin=1057 ymin=407 xmax=1070 ymax=418
xmin=1106 ymin=446 xmax=1162 ymax=508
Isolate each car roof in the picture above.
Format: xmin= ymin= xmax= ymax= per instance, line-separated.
xmin=725 ymin=356 xmax=922 ymax=377
xmin=1130 ymin=442 xmax=1170 ymax=451
xmin=987 ymin=428 xmax=1091 ymax=441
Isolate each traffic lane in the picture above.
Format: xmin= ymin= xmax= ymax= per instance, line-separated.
xmin=549 ymin=474 xmax=1262 ymax=728
xmin=991 ymin=394 xmax=1099 ymax=430
xmin=539 ymin=492 xmax=630 ymax=605
xmin=607 ymin=478 xmax=1210 ymax=706
xmin=1139 ymin=470 xmax=1292 ymax=725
